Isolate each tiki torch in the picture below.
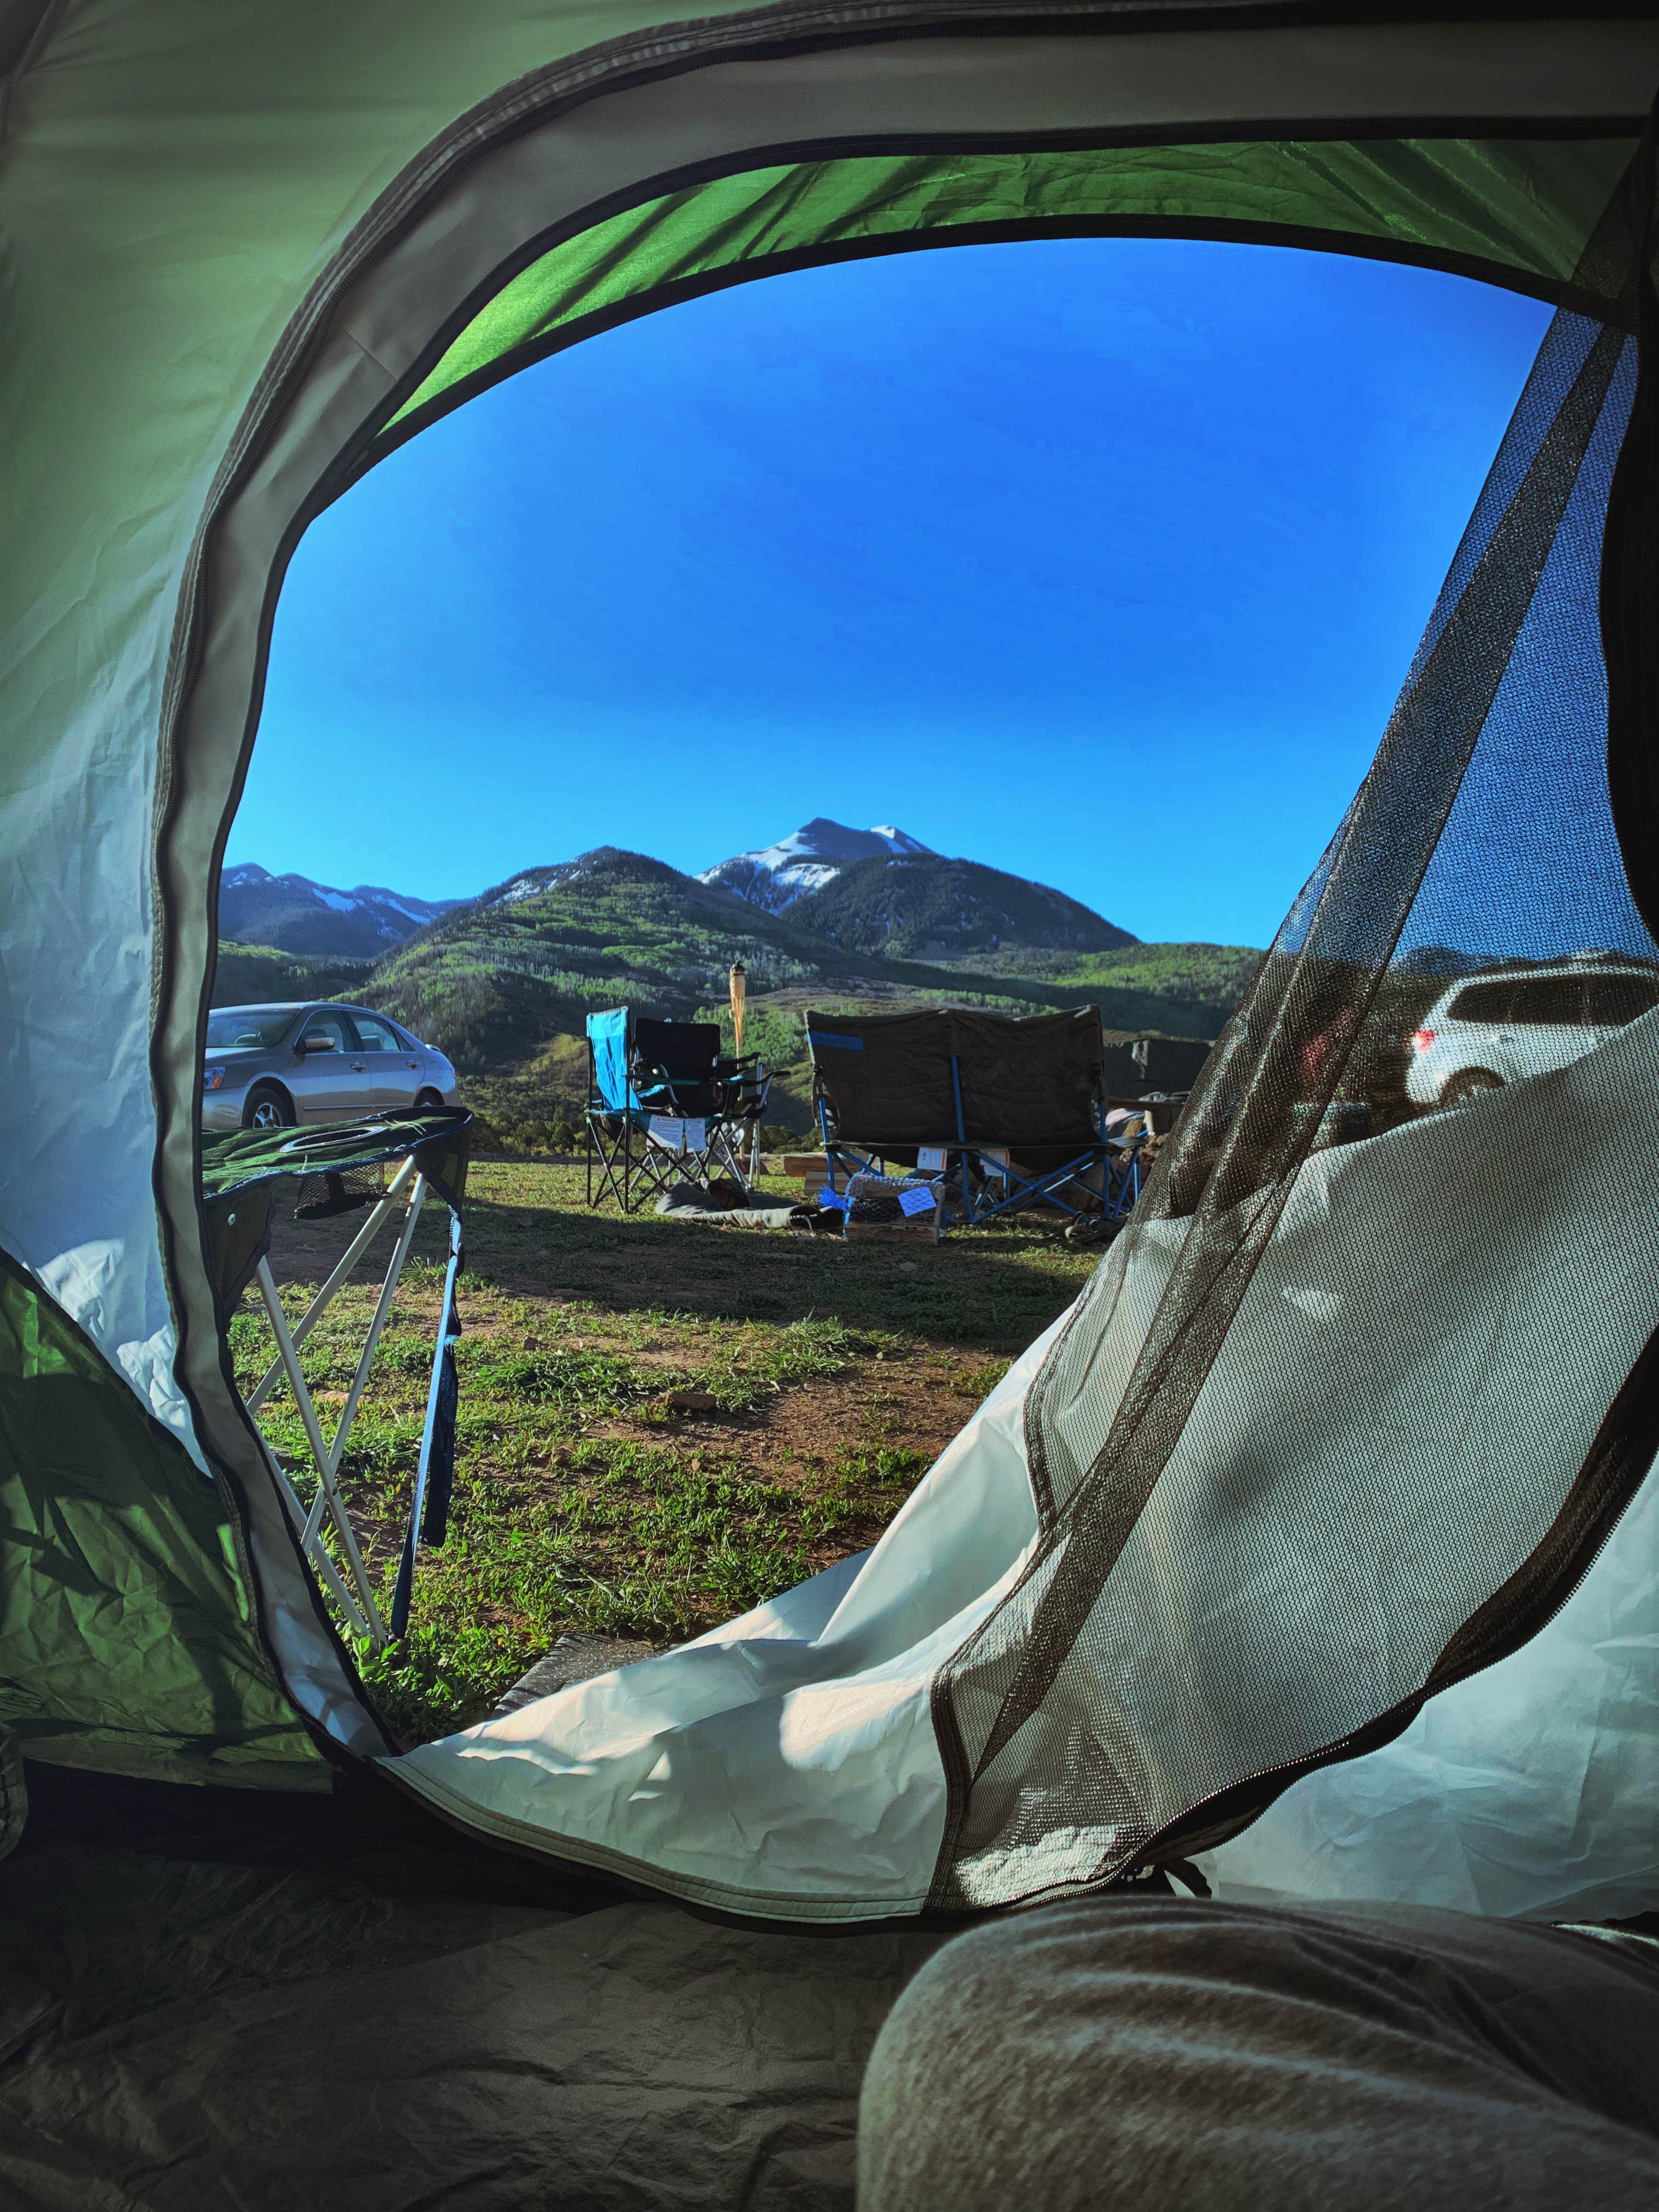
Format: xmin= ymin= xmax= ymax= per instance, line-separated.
xmin=729 ymin=961 xmax=747 ymax=1057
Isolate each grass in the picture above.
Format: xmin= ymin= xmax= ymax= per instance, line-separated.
xmin=233 ymin=1157 xmax=1092 ymax=1743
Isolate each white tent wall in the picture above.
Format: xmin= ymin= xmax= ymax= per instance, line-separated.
xmin=394 ymin=1312 xmax=1070 ymax=1917
xmin=1195 ymin=1452 xmax=1659 ymax=1923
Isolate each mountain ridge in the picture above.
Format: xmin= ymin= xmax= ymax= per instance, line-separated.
xmin=790 ymin=851 xmax=1136 ymax=960
xmin=349 ymin=844 xmax=1215 ymax=1076
xmin=221 ymin=821 xmax=1134 ymax=964
xmin=219 ymin=864 xmax=464 ymax=958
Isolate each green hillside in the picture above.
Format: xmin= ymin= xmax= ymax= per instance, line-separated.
xmin=356 ymin=847 xmax=1215 ymax=1049
xmin=789 ymin=852 xmax=1135 ymax=959
xmin=352 ymin=847 xmax=922 ymax=1067
xmin=951 ymin=941 xmax=1263 ymax=1014
xmin=211 ymin=940 xmax=374 ymax=1006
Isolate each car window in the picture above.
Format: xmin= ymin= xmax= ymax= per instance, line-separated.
xmin=299 ymin=1010 xmax=353 ymax=1053
xmin=1582 ymin=973 xmax=1659 ymax=1025
xmin=350 ymin=1013 xmax=402 ymax=1052
xmin=205 ymin=1007 xmax=297 ymax=1049
xmin=1509 ymin=976 xmax=1587 ymax=1026
xmin=1446 ymin=980 xmax=1516 ymax=1024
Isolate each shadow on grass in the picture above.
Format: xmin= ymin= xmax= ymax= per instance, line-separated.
xmin=248 ymin=1157 xmax=1096 ymax=1741
xmin=460 ymin=1163 xmax=1093 ymax=1351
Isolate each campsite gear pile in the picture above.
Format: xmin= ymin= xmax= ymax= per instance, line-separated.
xmin=651 ymin=1180 xmax=814 ymax=1231
xmin=808 ymin=1006 xmax=1117 ymax=1232
xmin=200 ymin=1110 xmax=471 ymax=1647
xmin=3 ymin=4 xmax=1657 ymax=2119
xmin=824 ymin=1167 xmax=946 ymax=1242
xmin=797 ymin=1009 xmax=1167 ymax=1237
xmin=583 ymin=1007 xmax=771 ymax=1212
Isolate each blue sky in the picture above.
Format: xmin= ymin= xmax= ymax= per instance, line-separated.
xmin=238 ymin=236 xmax=1550 ymax=947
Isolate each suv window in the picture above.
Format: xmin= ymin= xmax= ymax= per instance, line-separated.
xmin=1447 ymin=980 xmax=1516 ymax=1024
xmin=1583 ymin=973 xmax=1659 ymax=1026
xmin=1509 ymin=976 xmax=1587 ymax=1026
xmin=299 ymin=1010 xmax=353 ymax=1053
xmin=350 ymin=1013 xmax=402 ymax=1052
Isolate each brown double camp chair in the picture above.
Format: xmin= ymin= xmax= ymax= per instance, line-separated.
xmin=806 ymin=1005 xmax=1159 ymax=1229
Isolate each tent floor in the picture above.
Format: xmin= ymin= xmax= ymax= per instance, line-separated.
xmin=0 ymin=1763 xmax=940 ymax=2211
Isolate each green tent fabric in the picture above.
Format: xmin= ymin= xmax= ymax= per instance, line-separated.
xmin=381 ymin=137 xmax=1640 ymax=454
xmin=0 ymin=1248 xmax=328 ymax=1789
xmin=2 ymin=0 xmax=1657 ymax=1894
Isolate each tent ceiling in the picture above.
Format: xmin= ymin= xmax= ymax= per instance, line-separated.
xmin=380 ymin=136 xmax=1640 ymax=457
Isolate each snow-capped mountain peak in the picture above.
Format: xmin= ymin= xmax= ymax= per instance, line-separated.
xmin=218 ymin=864 xmax=464 ymax=958
xmin=697 ymin=819 xmax=933 ymax=914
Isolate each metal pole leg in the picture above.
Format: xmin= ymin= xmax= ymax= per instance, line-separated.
xmin=246 ymin=1155 xmax=419 ymax=1414
xmin=257 ymin=1258 xmax=388 ymax=1647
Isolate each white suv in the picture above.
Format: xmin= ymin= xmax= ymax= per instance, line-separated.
xmin=1406 ymin=961 xmax=1659 ymax=1108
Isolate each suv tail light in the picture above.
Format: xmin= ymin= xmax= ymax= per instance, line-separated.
xmin=1410 ymin=1028 xmax=1436 ymax=1054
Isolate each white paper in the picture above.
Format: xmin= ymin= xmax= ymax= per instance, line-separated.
xmin=648 ymin=1115 xmax=706 ymax=1152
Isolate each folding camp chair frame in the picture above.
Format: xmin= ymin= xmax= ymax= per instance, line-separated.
xmin=1100 ymin=1125 xmax=1153 ymax=1222
xmin=816 ymin=1051 xmax=1148 ymax=1232
xmin=585 ymin=1103 xmax=674 ymax=1214
xmin=242 ymin=1151 xmax=457 ymax=1649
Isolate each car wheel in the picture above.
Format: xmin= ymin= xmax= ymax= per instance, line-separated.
xmin=414 ymin=1088 xmax=444 ymax=1111
xmin=1442 ymin=1070 xmax=1504 ymax=1108
xmin=243 ymin=1084 xmax=294 ymax=1132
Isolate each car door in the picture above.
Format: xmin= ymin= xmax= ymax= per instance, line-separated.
xmin=289 ymin=1007 xmax=373 ymax=1121
xmin=1431 ymin=978 xmax=1517 ymax=1089
xmin=1504 ymin=974 xmax=1590 ymax=1080
xmin=348 ymin=1010 xmax=422 ymax=1111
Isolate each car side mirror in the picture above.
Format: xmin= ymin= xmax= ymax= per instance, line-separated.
xmin=300 ymin=1035 xmax=337 ymax=1054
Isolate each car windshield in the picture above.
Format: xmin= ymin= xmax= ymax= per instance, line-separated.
xmin=1583 ymin=973 xmax=1659 ymax=1025
xmin=204 ymin=1007 xmax=299 ymax=1049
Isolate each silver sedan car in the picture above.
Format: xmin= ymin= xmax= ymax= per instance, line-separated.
xmin=202 ymin=1002 xmax=461 ymax=1133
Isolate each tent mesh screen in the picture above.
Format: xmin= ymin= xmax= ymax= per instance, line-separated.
xmin=929 ymin=264 xmax=1659 ymax=1910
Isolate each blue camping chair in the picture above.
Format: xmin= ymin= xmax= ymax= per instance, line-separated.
xmin=584 ymin=1009 xmax=770 ymax=1212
